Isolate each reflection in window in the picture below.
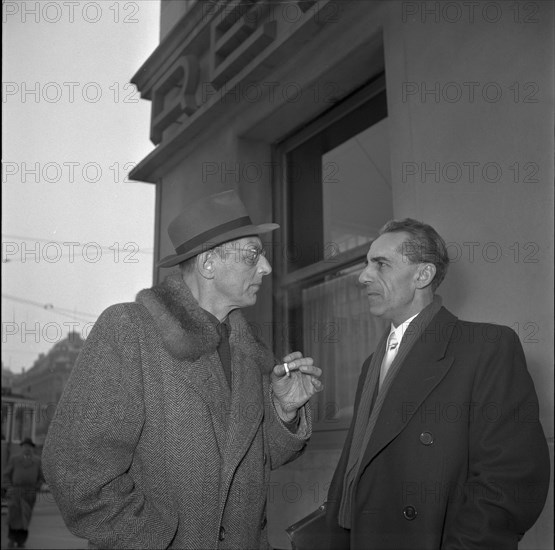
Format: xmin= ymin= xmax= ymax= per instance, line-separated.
xmin=322 ymin=118 xmax=391 ymax=254
xmin=285 ymin=87 xmax=390 ymax=272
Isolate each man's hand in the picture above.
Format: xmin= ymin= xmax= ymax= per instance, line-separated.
xmin=271 ymin=351 xmax=323 ymax=422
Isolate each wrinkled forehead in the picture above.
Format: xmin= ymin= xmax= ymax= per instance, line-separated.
xmin=368 ymin=231 xmax=411 ymax=258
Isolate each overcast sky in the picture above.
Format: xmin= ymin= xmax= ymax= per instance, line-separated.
xmin=2 ymin=0 xmax=161 ymax=373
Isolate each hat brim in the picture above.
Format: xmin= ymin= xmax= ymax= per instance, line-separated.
xmin=157 ymin=223 xmax=279 ymax=268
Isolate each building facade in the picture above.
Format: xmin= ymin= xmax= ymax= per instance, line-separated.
xmin=1 ymin=364 xmax=17 ymax=393
xmin=11 ymin=332 xmax=84 ymax=444
xmin=130 ymin=1 xmax=554 ymax=547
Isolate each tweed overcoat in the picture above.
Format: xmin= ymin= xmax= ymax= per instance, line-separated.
xmin=326 ymin=306 xmax=550 ymax=550
xmin=43 ymin=274 xmax=311 ymax=549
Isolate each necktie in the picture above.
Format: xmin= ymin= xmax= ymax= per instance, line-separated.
xmin=217 ymin=321 xmax=232 ymax=388
xmin=379 ymin=332 xmax=399 ymax=388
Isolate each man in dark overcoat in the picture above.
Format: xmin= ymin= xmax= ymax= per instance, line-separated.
xmin=43 ymin=189 xmax=322 ymax=549
xmin=325 ymin=218 xmax=549 ymax=549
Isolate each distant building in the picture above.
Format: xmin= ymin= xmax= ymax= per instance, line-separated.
xmin=1 ymin=363 xmax=17 ymax=393
xmin=11 ymin=332 xmax=84 ymax=443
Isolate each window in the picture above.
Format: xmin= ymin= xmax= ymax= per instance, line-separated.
xmin=12 ymin=402 xmax=35 ymax=443
xmin=273 ymin=75 xmax=392 ymax=435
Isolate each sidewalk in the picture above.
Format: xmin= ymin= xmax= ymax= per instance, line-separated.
xmin=1 ymin=492 xmax=87 ymax=549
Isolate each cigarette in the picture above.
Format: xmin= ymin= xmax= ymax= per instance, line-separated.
xmin=283 ymin=362 xmax=291 ymax=377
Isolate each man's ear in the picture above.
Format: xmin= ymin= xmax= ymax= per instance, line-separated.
xmin=198 ymin=251 xmax=216 ymax=278
xmin=415 ymin=263 xmax=436 ymax=289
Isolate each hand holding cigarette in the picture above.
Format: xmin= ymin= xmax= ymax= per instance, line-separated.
xmin=271 ymin=351 xmax=323 ymax=421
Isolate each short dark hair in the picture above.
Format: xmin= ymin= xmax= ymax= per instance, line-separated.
xmin=379 ymin=218 xmax=449 ymax=292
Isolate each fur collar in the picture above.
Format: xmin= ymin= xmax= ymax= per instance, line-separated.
xmin=135 ymin=273 xmax=269 ymax=364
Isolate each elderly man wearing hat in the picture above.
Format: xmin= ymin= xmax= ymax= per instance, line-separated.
xmin=43 ymin=189 xmax=322 ymax=550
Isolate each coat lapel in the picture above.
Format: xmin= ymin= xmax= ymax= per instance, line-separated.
xmin=170 ymin=352 xmax=231 ymax=455
xmin=220 ymin=311 xmax=267 ymax=486
xmin=136 ymin=273 xmax=233 ymax=454
xmin=136 ymin=274 xmax=276 ymax=524
xmin=359 ymin=308 xmax=458 ymax=471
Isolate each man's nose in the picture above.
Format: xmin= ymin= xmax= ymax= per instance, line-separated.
xmin=359 ymin=265 xmax=372 ymax=285
xmin=258 ymin=255 xmax=272 ymax=276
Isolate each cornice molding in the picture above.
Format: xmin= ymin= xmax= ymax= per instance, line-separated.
xmin=129 ymin=0 xmax=374 ymax=183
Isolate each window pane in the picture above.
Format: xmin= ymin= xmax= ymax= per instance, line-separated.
xmin=302 ymin=264 xmax=388 ymax=428
xmin=323 ymin=118 xmax=392 ymax=255
xmin=285 ymin=87 xmax=389 ymax=272
xmin=287 ymin=138 xmax=324 ymax=270
xmin=13 ymin=404 xmax=34 ymax=442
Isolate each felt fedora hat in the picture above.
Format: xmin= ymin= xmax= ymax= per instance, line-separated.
xmin=158 ymin=189 xmax=279 ymax=268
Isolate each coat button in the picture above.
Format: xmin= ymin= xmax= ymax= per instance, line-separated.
xmin=403 ymin=505 xmax=417 ymax=520
xmin=219 ymin=525 xmax=226 ymax=541
xmin=419 ymin=431 xmax=434 ymax=445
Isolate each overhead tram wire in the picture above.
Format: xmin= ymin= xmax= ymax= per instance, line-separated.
xmin=2 ymin=294 xmax=99 ymax=323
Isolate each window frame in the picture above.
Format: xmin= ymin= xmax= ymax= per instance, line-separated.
xmin=272 ymin=74 xmax=388 ymax=439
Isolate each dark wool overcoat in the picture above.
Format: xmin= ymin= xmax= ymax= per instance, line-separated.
xmin=326 ymin=307 xmax=550 ymax=550
xmin=43 ymin=274 xmax=311 ymax=549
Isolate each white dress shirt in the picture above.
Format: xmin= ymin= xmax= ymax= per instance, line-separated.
xmin=379 ymin=312 xmax=420 ymax=388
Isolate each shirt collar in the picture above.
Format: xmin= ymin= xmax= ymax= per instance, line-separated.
xmin=204 ymin=310 xmax=230 ymax=333
xmin=389 ymin=312 xmax=420 ymax=343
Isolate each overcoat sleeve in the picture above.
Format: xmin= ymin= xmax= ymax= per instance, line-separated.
xmin=442 ymin=326 xmax=550 ymax=549
xmin=42 ymin=305 xmax=177 ymax=549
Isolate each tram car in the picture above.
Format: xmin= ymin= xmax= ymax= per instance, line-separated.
xmin=1 ymin=393 xmax=39 ymax=473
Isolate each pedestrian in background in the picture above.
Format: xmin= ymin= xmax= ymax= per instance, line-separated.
xmin=2 ymin=438 xmax=44 ymax=549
